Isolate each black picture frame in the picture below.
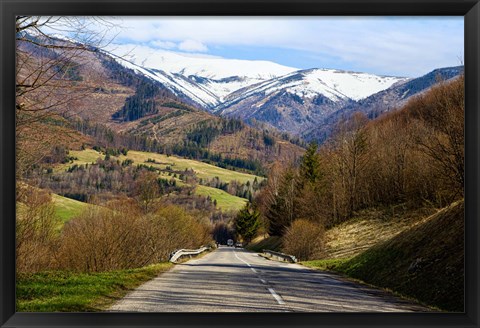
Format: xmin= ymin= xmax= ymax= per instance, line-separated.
xmin=1 ymin=1 xmax=478 ymax=327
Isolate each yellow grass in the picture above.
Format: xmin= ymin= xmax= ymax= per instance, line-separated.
xmin=195 ymin=185 xmax=247 ymax=212
xmin=55 ymin=149 xmax=104 ymax=172
xmin=118 ymin=150 xmax=261 ymax=184
xmin=324 ymin=207 xmax=435 ymax=259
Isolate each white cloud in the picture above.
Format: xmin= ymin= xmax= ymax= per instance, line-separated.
xmin=177 ymin=39 xmax=208 ymax=52
xmin=48 ymin=16 xmax=464 ymax=76
xmin=149 ymin=40 xmax=176 ymax=49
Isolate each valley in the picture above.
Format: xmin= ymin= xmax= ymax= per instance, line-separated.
xmin=57 ymin=148 xmax=256 ymax=212
xmin=13 ymin=17 xmax=465 ymax=314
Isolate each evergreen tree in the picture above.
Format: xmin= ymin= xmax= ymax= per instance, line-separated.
xmin=265 ymin=166 xmax=298 ymax=236
xmin=299 ymin=142 xmax=321 ymax=185
xmin=235 ymin=203 xmax=260 ymax=243
xmin=297 ymin=141 xmax=327 ymax=225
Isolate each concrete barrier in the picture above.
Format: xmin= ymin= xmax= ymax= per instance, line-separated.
xmin=169 ymin=246 xmax=210 ymax=263
xmin=262 ymin=249 xmax=297 ymax=263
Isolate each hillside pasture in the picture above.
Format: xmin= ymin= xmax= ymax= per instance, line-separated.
xmin=118 ymin=150 xmax=262 ymax=184
xmin=195 ymin=185 xmax=247 ymax=212
xmin=60 ymin=149 xmax=257 ymax=212
xmin=56 ymin=148 xmax=104 ymax=172
xmin=52 ymin=193 xmax=92 ymax=225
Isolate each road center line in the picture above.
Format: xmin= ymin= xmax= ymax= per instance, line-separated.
xmin=268 ymin=288 xmax=286 ymax=305
xmin=234 ymin=250 xmax=286 ymax=306
xmin=234 ymin=251 xmax=252 ymax=267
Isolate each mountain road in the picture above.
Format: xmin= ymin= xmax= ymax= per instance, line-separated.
xmin=109 ymin=246 xmax=429 ymax=312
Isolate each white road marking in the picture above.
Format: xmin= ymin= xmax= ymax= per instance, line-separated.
xmin=268 ymin=288 xmax=286 ymax=305
xmin=234 ymin=250 xmax=286 ymax=306
xmin=234 ymin=251 xmax=252 ymax=267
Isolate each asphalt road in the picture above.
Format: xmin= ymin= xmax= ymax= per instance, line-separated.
xmin=109 ymin=246 xmax=429 ymax=312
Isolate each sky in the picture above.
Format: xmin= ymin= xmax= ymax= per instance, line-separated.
xmin=50 ymin=16 xmax=464 ymax=78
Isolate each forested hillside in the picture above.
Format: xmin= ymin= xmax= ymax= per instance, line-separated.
xmin=14 ymin=17 xmax=465 ymax=313
xmin=246 ymin=76 xmax=464 ymax=311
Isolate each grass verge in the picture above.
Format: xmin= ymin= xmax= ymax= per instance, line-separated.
xmin=303 ymin=200 xmax=464 ymax=312
xmin=301 ymin=258 xmax=351 ymax=271
xmin=16 ymin=263 xmax=173 ymax=312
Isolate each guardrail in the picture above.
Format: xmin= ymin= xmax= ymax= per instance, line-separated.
xmin=169 ymin=246 xmax=211 ymax=263
xmin=262 ymin=249 xmax=297 ymax=263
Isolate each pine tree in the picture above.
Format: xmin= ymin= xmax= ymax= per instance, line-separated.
xmin=235 ymin=203 xmax=260 ymax=243
xmin=265 ymin=166 xmax=298 ymax=236
xmin=299 ymin=142 xmax=321 ymax=185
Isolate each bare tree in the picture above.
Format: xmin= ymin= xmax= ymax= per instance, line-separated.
xmin=330 ymin=112 xmax=370 ymax=218
xmin=16 ymin=16 xmax=117 ymax=184
xmin=410 ymin=76 xmax=464 ymax=198
xmin=133 ymin=170 xmax=161 ymax=213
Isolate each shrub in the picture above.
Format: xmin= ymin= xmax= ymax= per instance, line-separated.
xmin=55 ymin=201 xmax=212 ymax=272
xmin=16 ymin=187 xmax=213 ymax=274
xmin=16 ymin=187 xmax=58 ymax=274
xmin=282 ymin=219 xmax=325 ymax=261
xmin=147 ymin=205 xmax=211 ymax=261
xmin=57 ymin=202 xmax=151 ymax=272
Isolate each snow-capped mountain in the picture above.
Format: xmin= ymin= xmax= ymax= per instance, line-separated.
xmin=213 ymin=68 xmax=407 ymax=134
xmin=302 ymin=65 xmax=464 ymax=142
xmin=223 ymin=68 xmax=406 ymax=105
xmin=103 ymin=46 xmax=408 ymax=135
xmin=39 ymin=35 xmax=463 ymax=143
xmin=105 ymin=46 xmax=298 ymax=107
xmin=106 ymin=46 xmax=405 ymax=108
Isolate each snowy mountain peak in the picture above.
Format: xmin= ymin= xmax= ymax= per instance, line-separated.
xmin=105 ymin=45 xmax=407 ymax=112
xmin=218 ymin=68 xmax=407 ymax=112
xmin=293 ymin=68 xmax=408 ymax=101
xmin=107 ymin=44 xmax=297 ymax=80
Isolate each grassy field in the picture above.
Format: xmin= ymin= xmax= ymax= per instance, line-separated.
xmin=117 ymin=150 xmax=261 ymax=184
xmin=303 ymin=201 xmax=464 ymax=312
xmin=56 ymin=148 xmax=104 ymax=172
xmin=17 ymin=189 xmax=92 ymax=230
xmin=16 ymin=263 xmax=173 ymax=312
xmin=52 ymin=194 xmax=91 ymax=224
xmin=66 ymin=149 xmax=262 ymax=184
xmin=195 ymin=185 xmax=247 ymax=212
xmin=64 ymin=149 xmax=259 ymax=212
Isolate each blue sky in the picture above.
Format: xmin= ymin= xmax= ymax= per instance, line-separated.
xmin=59 ymin=16 xmax=464 ymax=77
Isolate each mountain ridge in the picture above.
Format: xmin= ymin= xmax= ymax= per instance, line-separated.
xmin=105 ymin=47 xmax=407 ymax=110
xmin=44 ymin=36 xmax=462 ymax=145
xmin=302 ymin=65 xmax=464 ymax=142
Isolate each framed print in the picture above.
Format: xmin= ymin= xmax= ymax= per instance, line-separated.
xmin=1 ymin=0 xmax=479 ymax=327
